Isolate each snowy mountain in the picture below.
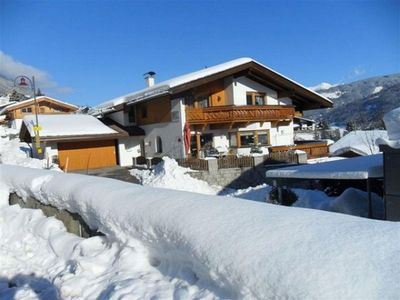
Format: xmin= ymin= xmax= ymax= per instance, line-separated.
xmin=306 ymin=74 xmax=400 ymax=128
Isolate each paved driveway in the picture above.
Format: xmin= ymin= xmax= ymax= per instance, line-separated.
xmin=72 ymin=166 xmax=140 ymax=184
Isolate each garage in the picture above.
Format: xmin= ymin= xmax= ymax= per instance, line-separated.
xmin=19 ymin=114 xmax=126 ymax=172
xmin=58 ymin=140 xmax=117 ymax=171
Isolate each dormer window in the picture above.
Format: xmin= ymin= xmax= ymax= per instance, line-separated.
xmin=246 ymin=92 xmax=265 ymax=106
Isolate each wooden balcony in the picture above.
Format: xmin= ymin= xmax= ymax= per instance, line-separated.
xmin=186 ymin=105 xmax=295 ymax=125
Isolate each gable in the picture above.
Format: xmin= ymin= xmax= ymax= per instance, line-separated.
xmin=2 ymin=96 xmax=78 ymax=114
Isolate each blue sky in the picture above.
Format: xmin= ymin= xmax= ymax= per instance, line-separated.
xmin=1 ymin=0 xmax=399 ymax=106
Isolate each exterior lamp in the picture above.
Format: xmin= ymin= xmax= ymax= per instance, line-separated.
xmin=13 ymin=75 xmax=42 ymax=154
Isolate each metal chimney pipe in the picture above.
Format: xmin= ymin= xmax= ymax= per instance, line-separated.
xmin=144 ymin=71 xmax=156 ymax=87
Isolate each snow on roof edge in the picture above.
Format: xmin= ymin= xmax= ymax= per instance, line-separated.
xmin=90 ymin=57 xmax=332 ymax=114
xmin=0 ymin=96 xmax=78 ymax=115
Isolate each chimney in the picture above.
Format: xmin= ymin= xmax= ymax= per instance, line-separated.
xmin=144 ymin=71 xmax=156 ymax=87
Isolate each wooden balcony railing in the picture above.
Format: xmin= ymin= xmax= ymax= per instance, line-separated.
xmin=186 ymin=105 xmax=295 ymax=125
xmin=269 ymin=142 xmax=329 ymax=159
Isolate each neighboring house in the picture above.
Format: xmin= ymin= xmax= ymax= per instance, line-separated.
xmin=90 ymin=57 xmax=332 ymax=166
xmin=330 ymin=130 xmax=388 ymax=157
xmin=293 ymin=116 xmax=316 ymax=131
xmin=19 ymin=114 xmax=129 ymax=171
xmin=1 ymin=96 xmax=78 ymax=129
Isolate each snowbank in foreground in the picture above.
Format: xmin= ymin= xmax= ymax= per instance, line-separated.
xmin=0 ymin=200 xmax=215 ymax=299
xmin=0 ymin=127 xmax=59 ymax=170
xmin=1 ymin=165 xmax=399 ymax=299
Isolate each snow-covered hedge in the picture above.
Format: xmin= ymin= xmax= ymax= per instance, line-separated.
xmin=1 ymin=164 xmax=399 ymax=299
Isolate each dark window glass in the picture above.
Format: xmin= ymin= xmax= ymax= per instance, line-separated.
xmin=258 ymin=131 xmax=269 ymax=145
xmin=246 ymin=94 xmax=253 ymax=105
xmin=197 ymin=95 xmax=209 ymax=108
xmin=255 ymin=95 xmax=264 ymax=105
xmin=156 ymin=136 xmax=163 ymax=153
xmin=200 ymin=133 xmax=213 ymax=147
xmin=240 ymin=132 xmax=254 ymax=146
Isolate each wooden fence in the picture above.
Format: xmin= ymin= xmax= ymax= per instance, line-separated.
xmin=176 ymin=157 xmax=209 ymax=171
xmin=176 ymin=151 xmax=299 ymax=171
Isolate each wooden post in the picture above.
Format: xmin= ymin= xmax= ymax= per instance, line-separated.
xmin=236 ymin=131 xmax=241 ymax=148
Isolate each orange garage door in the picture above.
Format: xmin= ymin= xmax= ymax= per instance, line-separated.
xmin=58 ymin=140 xmax=117 ymax=171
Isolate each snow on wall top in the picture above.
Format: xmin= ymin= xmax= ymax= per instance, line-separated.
xmin=0 ymin=164 xmax=399 ymax=299
xmin=90 ymin=57 xmax=332 ymax=115
xmin=0 ymin=96 xmax=78 ymax=115
xmin=23 ymin=114 xmax=117 ymax=137
xmin=266 ymin=154 xmax=383 ymax=180
xmin=376 ymin=106 xmax=400 ymax=149
xmin=329 ymin=130 xmax=388 ymax=156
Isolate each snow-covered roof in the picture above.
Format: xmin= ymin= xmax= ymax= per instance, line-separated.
xmin=266 ymin=154 xmax=383 ymax=180
xmin=90 ymin=57 xmax=332 ymax=115
xmin=0 ymin=96 xmax=78 ymax=115
xmin=22 ymin=114 xmax=117 ymax=138
xmin=330 ymin=130 xmax=388 ymax=157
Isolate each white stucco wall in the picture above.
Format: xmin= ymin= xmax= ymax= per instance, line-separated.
xmin=140 ymin=98 xmax=186 ymax=159
xmin=269 ymin=122 xmax=294 ymax=146
xmin=108 ymin=111 xmax=125 ymax=125
xmin=231 ymin=77 xmax=279 ymax=106
xmin=117 ymin=137 xmax=142 ymax=166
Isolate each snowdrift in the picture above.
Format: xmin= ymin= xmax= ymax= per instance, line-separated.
xmin=1 ymin=164 xmax=399 ymax=299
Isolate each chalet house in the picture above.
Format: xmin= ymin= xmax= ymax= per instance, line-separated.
xmin=0 ymin=96 xmax=78 ymax=129
xmin=90 ymin=57 xmax=332 ymax=166
xmin=19 ymin=114 xmax=128 ymax=171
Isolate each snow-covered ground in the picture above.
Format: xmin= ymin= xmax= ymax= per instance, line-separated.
xmin=1 ymin=165 xmax=399 ymax=299
xmin=0 ymin=123 xmax=398 ymax=299
xmin=0 ymin=127 xmax=58 ymax=170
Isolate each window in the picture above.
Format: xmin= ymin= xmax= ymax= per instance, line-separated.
xmin=155 ymin=136 xmax=163 ymax=153
xmin=128 ymin=106 xmax=136 ymax=123
xmin=40 ymin=107 xmax=45 ymax=113
xmin=239 ymin=131 xmax=255 ymax=146
xmin=200 ymin=133 xmax=213 ymax=147
xmin=141 ymin=106 xmax=148 ymax=118
xmin=21 ymin=107 xmax=32 ymax=113
xmin=246 ymin=92 xmax=265 ymax=106
xmin=196 ymin=95 xmax=209 ymax=108
xmin=246 ymin=94 xmax=253 ymax=105
xmin=257 ymin=130 xmax=269 ymax=145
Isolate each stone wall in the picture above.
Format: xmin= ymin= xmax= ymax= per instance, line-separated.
xmin=9 ymin=193 xmax=99 ymax=238
xmin=188 ymin=157 xmax=271 ymax=189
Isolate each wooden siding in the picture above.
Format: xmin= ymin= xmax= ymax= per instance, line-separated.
xmin=269 ymin=142 xmax=329 ymax=159
xmin=186 ymin=105 xmax=295 ymax=125
xmin=6 ymin=97 xmax=77 ymax=120
xmin=58 ymin=140 xmax=117 ymax=171
xmin=136 ymin=96 xmax=171 ymax=125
